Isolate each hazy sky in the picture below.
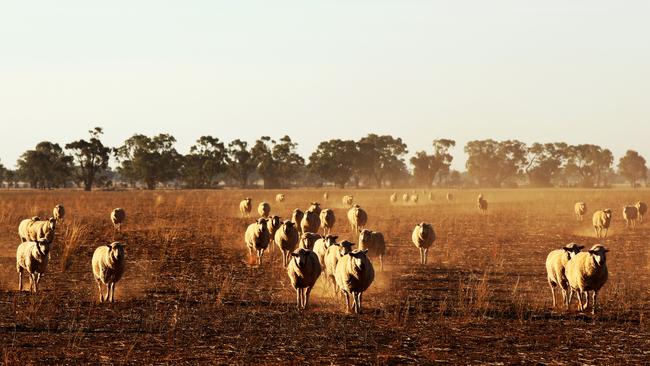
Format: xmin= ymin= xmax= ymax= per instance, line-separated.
xmin=1 ymin=1 xmax=648 ymax=170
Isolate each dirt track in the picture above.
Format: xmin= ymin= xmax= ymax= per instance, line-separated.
xmin=1 ymin=189 xmax=649 ymax=365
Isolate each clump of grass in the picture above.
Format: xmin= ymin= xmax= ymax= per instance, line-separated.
xmin=60 ymin=220 xmax=90 ymax=272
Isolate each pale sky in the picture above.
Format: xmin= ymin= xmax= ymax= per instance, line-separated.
xmin=1 ymin=1 xmax=649 ymax=170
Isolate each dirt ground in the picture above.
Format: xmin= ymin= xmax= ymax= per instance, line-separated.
xmin=1 ymin=188 xmax=649 ymax=365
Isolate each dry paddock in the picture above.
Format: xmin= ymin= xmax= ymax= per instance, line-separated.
xmin=0 ymin=188 xmax=649 ymax=365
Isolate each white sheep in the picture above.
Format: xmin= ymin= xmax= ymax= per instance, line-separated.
xmin=623 ymin=205 xmax=639 ymax=229
xmin=477 ymin=194 xmax=488 ymax=213
xmin=111 ymin=208 xmax=126 ymax=232
xmin=324 ymin=241 xmax=355 ymax=297
xmin=16 ymin=238 xmax=51 ymax=293
xmin=411 ymin=194 xmax=419 ymax=204
xmin=275 ymin=220 xmax=300 ymax=267
xmin=313 ymin=234 xmax=339 ymax=272
xmin=319 ymin=209 xmax=336 ymax=235
xmin=335 ymin=249 xmax=375 ymax=314
xmin=266 ymin=215 xmax=282 ymax=252
xmin=412 ymin=222 xmax=436 ymax=264
xmin=287 ymin=248 xmax=322 ymax=310
xmin=446 ymin=192 xmax=453 ymax=202
xmin=92 ymin=242 xmax=127 ymax=303
xmin=428 ymin=192 xmax=433 ymax=201
xmin=347 ymin=204 xmax=368 ymax=234
xmin=307 ymin=202 xmax=322 ymax=215
xmin=245 ymin=218 xmax=271 ymax=265
xmin=18 ymin=216 xmax=56 ymax=243
xmin=300 ymin=232 xmax=322 ymax=250
xmin=301 ymin=209 xmax=321 ymax=234
xmin=53 ymin=204 xmax=65 ymax=223
xmin=636 ymin=201 xmax=647 ymax=222
xmin=257 ymin=202 xmax=271 ymax=218
xmin=240 ymin=198 xmax=252 ymax=217
xmin=402 ymin=193 xmax=410 ymax=202
xmin=565 ymin=244 xmax=609 ymax=314
xmin=592 ymin=209 xmax=612 ymax=238
xmin=390 ymin=193 xmax=397 ymax=203
xmin=359 ymin=229 xmax=386 ymax=271
xmin=323 ymin=192 xmax=329 ymax=201
xmin=342 ymin=195 xmax=354 ymax=207
xmin=292 ymin=209 xmax=304 ymax=235
xmin=574 ymin=202 xmax=587 ymax=221
xmin=545 ymin=242 xmax=584 ymax=309
xmin=275 ymin=193 xmax=285 ymax=203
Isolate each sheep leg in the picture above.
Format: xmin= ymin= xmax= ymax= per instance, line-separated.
xmin=549 ymin=283 xmax=556 ymax=308
xmin=248 ymin=247 xmax=253 ymax=264
xmin=591 ymin=291 xmax=597 ymax=315
xmin=257 ymin=249 xmax=264 ymax=265
xmin=103 ymin=283 xmax=110 ymax=303
xmin=343 ymin=291 xmax=351 ymax=313
xmin=17 ymin=268 xmax=23 ymax=291
xmin=566 ymin=289 xmax=573 ymax=310
xmin=96 ymin=280 xmax=103 ymax=303
xmin=304 ymin=286 xmax=313 ymax=309
xmin=576 ymin=290 xmax=584 ymax=311
xmin=379 ymin=255 xmax=384 ymax=272
xmin=356 ymin=292 xmax=363 ymax=314
xmin=603 ymin=228 xmax=608 ymax=238
xmin=282 ymin=250 xmax=287 ymax=267
xmin=110 ymin=282 xmax=116 ymax=303
xmin=424 ymin=248 xmax=429 ymax=265
xmin=295 ymin=288 xmax=301 ymax=310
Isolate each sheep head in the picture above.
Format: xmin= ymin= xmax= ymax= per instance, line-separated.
xmin=588 ymin=245 xmax=609 ymax=266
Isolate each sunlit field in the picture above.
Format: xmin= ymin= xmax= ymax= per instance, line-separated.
xmin=1 ymin=188 xmax=649 ymax=364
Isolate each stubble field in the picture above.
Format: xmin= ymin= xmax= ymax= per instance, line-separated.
xmin=0 ymin=188 xmax=649 ymax=365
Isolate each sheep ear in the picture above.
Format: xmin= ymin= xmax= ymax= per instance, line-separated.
xmin=332 ymin=235 xmax=338 ymax=240
xmin=604 ymin=249 xmax=609 ymax=252
xmin=290 ymin=252 xmax=299 ymax=257
xmin=362 ymin=249 xmax=369 ymax=254
xmin=578 ymin=245 xmax=584 ymax=250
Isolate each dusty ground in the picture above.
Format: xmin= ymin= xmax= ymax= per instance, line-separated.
xmin=0 ymin=188 xmax=649 ymax=365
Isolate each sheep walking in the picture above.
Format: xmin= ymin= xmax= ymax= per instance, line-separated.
xmin=275 ymin=194 xmax=285 ymax=203
xmin=636 ymin=201 xmax=647 ymax=222
xmin=574 ymin=202 xmax=587 ymax=221
xmin=301 ymin=209 xmax=321 ymax=234
xmin=258 ymin=202 xmax=271 ymax=218
xmin=18 ymin=216 xmax=56 ymax=243
xmin=342 ymin=195 xmax=354 ymax=207
xmin=53 ymin=204 xmax=65 ymax=223
xmin=324 ymin=241 xmax=355 ymax=297
xmin=545 ymin=243 xmax=584 ymax=309
xmin=412 ymin=222 xmax=436 ymax=264
xmin=359 ymin=229 xmax=386 ymax=271
xmin=245 ymin=218 xmax=271 ymax=265
xmin=92 ymin=242 xmax=126 ymax=303
xmin=446 ymin=193 xmax=453 ymax=202
xmin=266 ymin=215 xmax=282 ymax=252
xmin=592 ymin=209 xmax=612 ymax=238
xmin=411 ymin=194 xmax=419 ymax=203
xmin=390 ymin=193 xmax=397 ymax=203
xmin=16 ymin=238 xmax=51 ymax=293
xmin=275 ymin=220 xmax=300 ymax=267
xmin=111 ymin=208 xmax=126 ymax=232
xmin=287 ymin=248 xmax=321 ymax=310
xmin=300 ymin=232 xmax=322 ymax=250
xmin=335 ymin=249 xmax=375 ymax=314
xmin=319 ymin=209 xmax=336 ymax=235
xmin=323 ymin=192 xmax=329 ymax=201
xmin=307 ymin=202 xmax=322 ymax=215
xmin=402 ymin=193 xmax=410 ymax=202
xmin=240 ymin=198 xmax=252 ymax=217
xmin=292 ymin=209 xmax=305 ymax=235
xmin=565 ymin=244 xmax=609 ymax=314
xmin=477 ymin=194 xmax=488 ymax=213
xmin=347 ymin=205 xmax=368 ymax=234
xmin=313 ymin=235 xmax=338 ymax=272
xmin=623 ymin=205 xmax=638 ymax=229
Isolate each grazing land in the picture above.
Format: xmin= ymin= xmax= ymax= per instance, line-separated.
xmin=1 ymin=189 xmax=649 ymax=364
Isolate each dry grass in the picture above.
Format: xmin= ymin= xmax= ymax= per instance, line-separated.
xmin=0 ymin=188 xmax=649 ymax=364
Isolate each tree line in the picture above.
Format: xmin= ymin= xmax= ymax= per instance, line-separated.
xmin=0 ymin=128 xmax=647 ymax=190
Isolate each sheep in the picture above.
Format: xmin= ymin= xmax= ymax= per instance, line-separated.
xmin=412 ymin=222 xmax=436 ymax=264
xmin=323 ymin=192 xmax=329 ymax=201
xmin=239 ymin=198 xmax=252 ymax=217
xmin=16 ymin=238 xmax=51 ymax=293
xmin=478 ymin=194 xmax=488 ymax=213
xmin=313 ymin=234 xmax=338 ymax=271
xmin=300 ymin=232 xmax=322 ymax=250
xmin=574 ymin=202 xmax=587 ymax=221
xmin=92 ymin=242 xmax=126 ymax=303
xmin=347 ymin=204 xmax=368 ymax=234
xmin=292 ymin=209 xmax=305 ymax=235
xmin=275 ymin=220 xmax=300 ymax=267
xmin=402 ymin=193 xmax=410 ymax=202
xmin=266 ymin=215 xmax=282 ymax=251
xmin=623 ymin=205 xmax=639 ymax=229
xmin=592 ymin=209 xmax=612 ymax=238
xmin=53 ymin=204 xmax=65 ymax=223
xmin=319 ymin=209 xmax=336 ymax=235
xmin=565 ymin=244 xmax=609 ymax=314
xmin=342 ymin=195 xmax=354 ymax=207
xmin=18 ymin=216 xmax=56 ymax=243
xmin=358 ymin=229 xmax=386 ymax=271
xmin=287 ymin=248 xmax=322 ymax=310
xmin=301 ymin=209 xmax=321 ymax=234
xmin=307 ymin=202 xmax=322 ymax=215
xmin=275 ymin=193 xmax=285 ymax=203
xmin=411 ymin=194 xmax=419 ymax=203
xmin=335 ymin=248 xmax=375 ymax=314
xmin=324 ymin=241 xmax=355 ymax=297
xmin=428 ymin=192 xmax=433 ymax=201
xmin=257 ymin=202 xmax=271 ymax=218
xmin=636 ymin=201 xmax=647 ymax=222
xmin=545 ymin=243 xmax=584 ymax=309
xmin=245 ymin=218 xmax=271 ymax=265
xmin=446 ymin=192 xmax=453 ymax=202
xmin=111 ymin=208 xmax=126 ymax=232
xmin=390 ymin=193 xmax=397 ymax=203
